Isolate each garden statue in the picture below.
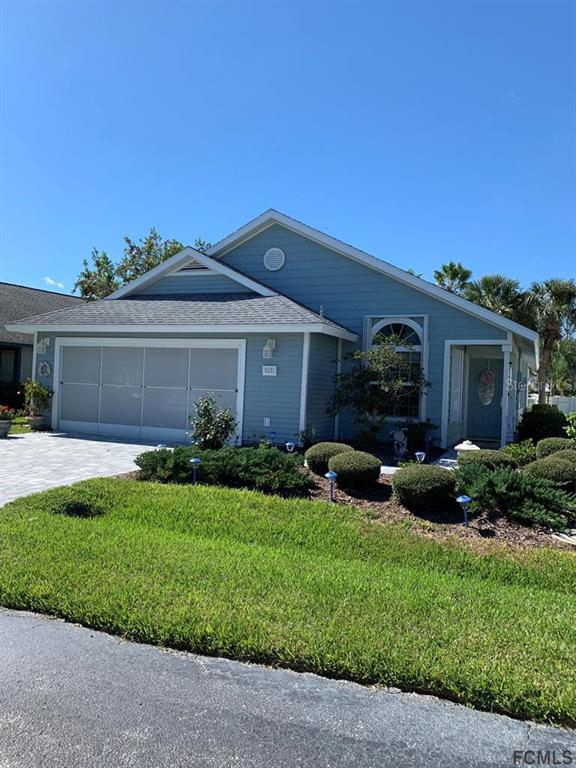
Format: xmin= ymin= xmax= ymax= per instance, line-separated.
xmin=390 ymin=426 xmax=408 ymax=459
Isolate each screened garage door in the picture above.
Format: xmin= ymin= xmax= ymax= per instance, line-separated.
xmin=57 ymin=341 xmax=243 ymax=442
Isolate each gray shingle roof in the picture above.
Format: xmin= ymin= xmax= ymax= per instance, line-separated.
xmin=0 ymin=283 xmax=84 ymax=345
xmin=6 ymin=292 xmax=352 ymax=334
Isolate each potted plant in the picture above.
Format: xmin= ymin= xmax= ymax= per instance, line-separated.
xmin=0 ymin=405 xmax=16 ymax=438
xmin=23 ymin=379 xmax=53 ymax=430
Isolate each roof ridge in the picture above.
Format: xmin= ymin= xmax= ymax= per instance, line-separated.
xmin=0 ymin=281 xmax=82 ymax=300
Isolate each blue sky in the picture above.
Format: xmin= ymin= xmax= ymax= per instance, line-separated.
xmin=0 ymin=0 xmax=574 ymax=294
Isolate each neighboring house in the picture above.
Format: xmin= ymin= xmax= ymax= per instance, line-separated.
xmin=0 ymin=283 xmax=83 ymax=385
xmin=6 ymin=211 xmax=538 ymax=448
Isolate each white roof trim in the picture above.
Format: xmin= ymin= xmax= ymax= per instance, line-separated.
xmin=206 ymin=209 xmax=539 ymax=349
xmin=6 ymin=321 xmax=358 ymax=342
xmin=107 ymin=247 xmax=277 ymax=299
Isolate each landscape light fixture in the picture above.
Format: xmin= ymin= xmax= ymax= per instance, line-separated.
xmin=456 ymin=495 xmax=472 ymax=527
xmin=190 ymin=457 xmax=202 ymax=484
xmin=325 ymin=471 xmax=337 ymax=502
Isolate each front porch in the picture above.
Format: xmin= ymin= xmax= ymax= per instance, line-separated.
xmin=440 ymin=337 xmax=533 ymax=449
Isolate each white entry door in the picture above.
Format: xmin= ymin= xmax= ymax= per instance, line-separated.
xmin=57 ymin=340 xmax=244 ymax=442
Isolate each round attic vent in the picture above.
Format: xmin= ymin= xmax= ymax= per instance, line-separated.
xmin=263 ymin=247 xmax=285 ymax=271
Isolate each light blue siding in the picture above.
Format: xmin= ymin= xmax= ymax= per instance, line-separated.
xmin=137 ymin=273 xmax=253 ymax=295
xmin=306 ymin=335 xmax=337 ymax=440
xmin=37 ymin=330 xmax=304 ymax=445
xmin=220 ymin=224 xmax=508 ymax=439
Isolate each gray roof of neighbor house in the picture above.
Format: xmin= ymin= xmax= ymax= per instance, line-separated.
xmin=0 ymin=283 xmax=84 ymax=345
xmin=6 ymin=293 xmax=358 ymax=340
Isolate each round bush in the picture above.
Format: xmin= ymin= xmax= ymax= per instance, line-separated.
xmin=524 ymin=455 xmax=576 ymax=490
xmin=392 ymin=465 xmax=456 ymax=509
xmin=305 ymin=441 xmax=354 ymax=475
xmin=328 ymin=451 xmax=381 ymax=489
xmin=458 ymin=449 xmax=517 ymax=470
xmin=517 ymin=404 xmax=568 ymax=443
xmin=536 ymin=437 xmax=575 ymax=459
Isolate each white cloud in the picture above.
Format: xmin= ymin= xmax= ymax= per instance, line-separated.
xmin=43 ymin=276 xmax=65 ymax=289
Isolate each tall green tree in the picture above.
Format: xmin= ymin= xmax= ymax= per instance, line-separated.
xmin=74 ymin=249 xmax=120 ymax=302
xmin=526 ymin=279 xmax=576 ymax=404
xmin=548 ymin=337 xmax=576 ymax=396
xmin=74 ymin=228 xmax=211 ymax=300
xmin=433 ymin=261 xmax=472 ymax=295
xmin=463 ymin=274 xmax=530 ymax=325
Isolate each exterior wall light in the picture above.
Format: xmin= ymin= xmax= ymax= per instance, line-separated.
xmin=190 ymin=457 xmax=201 ymax=484
xmin=456 ymin=495 xmax=472 ymax=527
xmin=325 ymin=470 xmax=337 ymax=502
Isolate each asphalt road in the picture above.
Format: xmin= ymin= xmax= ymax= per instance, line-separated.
xmin=0 ymin=609 xmax=574 ymax=768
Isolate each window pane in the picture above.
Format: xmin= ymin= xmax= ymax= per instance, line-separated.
xmin=0 ymin=349 xmax=16 ymax=382
xmin=62 ymin=346 xmax=101 ymax=384
xmin=144 ymin=348 xmax=188 ymax=388
xmin=142 ymin=388 xmax=188 ymax=429
xmin=60 ymin=383 xmax=99 ymax=421
xmin=100 ymin=386 xmax=142 ymax=425
xmin=101 ymin=347 xmax=143 ymax=386
xmin=189 ymin=389 xmax=237 ymax=415
xmin=189 ymin=349 xmax=237 ymax=390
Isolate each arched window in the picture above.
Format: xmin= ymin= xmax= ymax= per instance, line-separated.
xmin=371 ymin=319 xmax=423 ymax=419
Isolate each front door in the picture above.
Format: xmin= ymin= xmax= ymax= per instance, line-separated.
xmin=467 ymin=358 xmax=503 ymax=442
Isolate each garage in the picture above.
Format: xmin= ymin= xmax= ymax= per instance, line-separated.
xmin=54 ymin=339 xmax=246 ymax=442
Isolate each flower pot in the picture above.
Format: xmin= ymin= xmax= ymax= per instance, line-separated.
xmin=0 ymin=420 xmax=12 ymax=438
xmin=26 ymin=416 xmax=44 ymax=431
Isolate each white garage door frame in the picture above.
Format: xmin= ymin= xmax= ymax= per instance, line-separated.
xmin=52 ymin=337 xmax=247 ymax=443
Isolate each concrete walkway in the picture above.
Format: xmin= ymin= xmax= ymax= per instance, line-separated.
xmin=0 ymin=432 xmax=154 ymax=506
xmin=0 ymin=609 xmax=573 ymax=768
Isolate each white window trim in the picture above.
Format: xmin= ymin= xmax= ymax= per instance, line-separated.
xmin=367 ymin=316 xmax=428 ymax=422
xmin=51 ymin=337 xmax=247 ymax=444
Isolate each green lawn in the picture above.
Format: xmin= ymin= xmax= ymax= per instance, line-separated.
xmin=9 ymin=416 xmax=30 ymax=434
xmin=0 ymin=478 xmax=575 ymax=726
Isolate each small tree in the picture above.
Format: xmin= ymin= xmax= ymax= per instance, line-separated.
xmin=188 ymin=395 xmax=237 ymax=450
xmin=330 ymin=336 xmax=430 ymax=437
xmin=23 ymin=379 xmax=53 ymax=416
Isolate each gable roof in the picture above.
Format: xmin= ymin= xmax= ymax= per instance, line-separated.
xmin=205 ymin=209 xmax=539 ymax=347
xmin=107 ymin=247 xmax=277 ymax=300
xmin=6 ymin=293 xmax=358 ymax=341
xmin=0 ymin=282 xmax=84 ymax=345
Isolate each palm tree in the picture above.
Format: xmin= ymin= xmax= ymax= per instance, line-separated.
xmin=527 ymin=279 xmax=576 ymax=404
xmin=463 ymin=274 xmax=530 ymax=324
xmin=433 ymin=262 xmax=472 ymax=295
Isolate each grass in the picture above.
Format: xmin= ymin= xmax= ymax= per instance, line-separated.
xmin=9 ymin=416 xmax=30 ymax=434
xmin=0 ymin=478 xmax=575 ymax=727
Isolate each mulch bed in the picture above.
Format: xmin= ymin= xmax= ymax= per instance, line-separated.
xmin=309 ymin=472 xmax=573 ymax=551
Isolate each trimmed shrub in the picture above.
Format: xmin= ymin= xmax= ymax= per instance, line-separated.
xmin=188 ymin=395 xmax=237 ymax=450
xmin=536 ymin=437 xmax=576 ymax=459
xmin=403 ymin=419 xmax=438 ymax=452
xmin=524 ymin=455 xmax=576 ymax=491
xmin=517 ymin=404 xmax=568 ymax=443
xmin=135 ymin=445 xmax=309 ymax=497
xmin=392 ymin=465 xmax=456 ymax=509
xmin=305 ymin=442 xmax=354 ymax=475
xmin=502 ymin=440 xmax=537 ymax=467
xmin=328 ymin=451 xmax=381 ymax=489
xmin=458 ymin=449 xmax=517 ymax=470
xmin=353 ymin=431 xmax=380 ymax=452
xmin=456 ymin=463 xmax=574 ymax=531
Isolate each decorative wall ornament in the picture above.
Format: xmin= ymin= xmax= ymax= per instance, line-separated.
xmin=37 ymin=360 xmax=52 ymax=379
xmin=478 ymin=367 xmax=496 ymax=406
xmin=390 ymin=426 xmax=408 ymax=459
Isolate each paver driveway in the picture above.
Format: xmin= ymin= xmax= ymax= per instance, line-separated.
xmin=0 ymin=432 xmax=154 ymax=506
